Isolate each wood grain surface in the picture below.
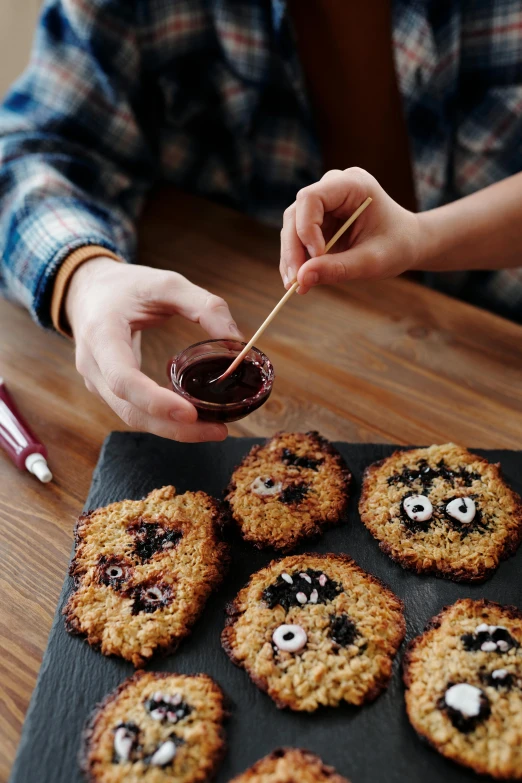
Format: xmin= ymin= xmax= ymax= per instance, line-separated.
xmin=1 ymin=188 xmax=522 ymax=780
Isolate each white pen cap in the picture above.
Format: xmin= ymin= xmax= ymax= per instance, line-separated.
xmin=25 ymin=453 xmax=53 ymax=483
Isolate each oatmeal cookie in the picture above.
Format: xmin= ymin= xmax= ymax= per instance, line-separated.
xmin=229 ymin=748 xmax=349 ymax=783
xmin=404 ymin=599 xmax=522 ymax=779
xmin=64 ymin=486 xmax=229 ymax=666
xmin=222 ymin=553 xmax=405 ymax=711
xmin=359 ymin=443 xmax=522 ymax=582
xmin=81 ymin=670 xmax=226 ymax=782
xmin=225 ymin=432 xmax=351 ymax=552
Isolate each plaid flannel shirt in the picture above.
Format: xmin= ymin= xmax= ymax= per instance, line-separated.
xmin=1 ymin=0 xmax=522 ymax=329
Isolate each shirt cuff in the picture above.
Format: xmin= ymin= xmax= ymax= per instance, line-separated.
xmin=50 ymin=245 xmax=123 ymax=337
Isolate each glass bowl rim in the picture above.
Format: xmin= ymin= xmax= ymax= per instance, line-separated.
xmin=169 ymin=338 xmax=274 ymax=410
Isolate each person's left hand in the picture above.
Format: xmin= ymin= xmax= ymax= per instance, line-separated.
xmin=280 ymin=167 xmax=421 ymax=294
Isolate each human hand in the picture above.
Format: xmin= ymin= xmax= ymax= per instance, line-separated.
xmin=66 ymin=257 xmax=243 ymax=441
xmin=280 ymin=167 xmax=422 ymax=294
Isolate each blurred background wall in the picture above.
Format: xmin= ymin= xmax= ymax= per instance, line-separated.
xmin=0 ymin=0 xmax=41 ymax=97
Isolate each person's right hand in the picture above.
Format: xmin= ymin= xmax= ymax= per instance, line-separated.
xmin=280 ymin=167 xmax=422 ymax=294
xmin=65 ymin=257 xmax=243 ymax=442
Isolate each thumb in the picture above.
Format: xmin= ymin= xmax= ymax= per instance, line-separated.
xmin=296 ymin=245 xmax=381 ymax=293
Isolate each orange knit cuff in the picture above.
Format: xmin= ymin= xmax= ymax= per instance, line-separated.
xmin=50 ymin=245 xmax=123 ymax=337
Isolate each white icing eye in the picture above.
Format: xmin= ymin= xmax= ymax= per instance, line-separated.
xmin=444 ymin=683 xmax=483 ymax=717
xmin=150 ymin=739 xmax=177 ymax=766
xmin=402 ymin=495 xmax=433 ymax=522
xmin=251 ymin=477 xmax=283 ymax=497
xmin=446 ymin=496 xmax=476 ymax=524
xmin=145 ymin=586 xmax=164 ymax=602
xmin=272 ymin=624 xmax=308 ymax=652
xmin=113 ymin=726 xmax=136 ymax=762
xmin=107 ymin=566 xmax=123 ymax=578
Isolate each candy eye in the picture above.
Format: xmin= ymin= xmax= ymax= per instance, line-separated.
xmin=251 ymin=477 xmax=283 ymax=497
xmin=113 ymin=723 xmax=139 ymax=762
xmin=145 ymin=586 xmax=164 ymax=602
xmin=402 ymin=495 xmax=433 ymax=522
xmin=443 ymin=683 xmax=490 ymax=728
xmin=446 ymin=496 xmax=476 ymax=524
xmin=272 ymin=624 xmax=307 ymax=652
xmin=107 ymin=566 xmax=123 ymax=579
xmin=150 ymin=739 xmax=177 ymax=767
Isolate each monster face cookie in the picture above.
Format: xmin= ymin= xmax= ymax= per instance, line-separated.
xmin=360 ymin=443 xmax=522 ymax=582
xmin=225 ymin=432 xmax=351 ymax=552
xmin=65 ymin=486 xmax=228 ymax=666
xmin=404 ymin=599 xmax=522 ymax=779
xmin=81 ymin=671 xmax=226 ymax=783
xmin=229 ymin=748 xmax=350 ymax=783
xmin=222 ymin=553 xmax=405 ymax=711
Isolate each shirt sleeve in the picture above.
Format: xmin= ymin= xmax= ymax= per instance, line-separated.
xmin=0 ymin=0 xmax=158 ymax=329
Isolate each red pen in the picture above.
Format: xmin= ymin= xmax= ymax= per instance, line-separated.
xmin=0 ymin=377 xmax=52 ymax=483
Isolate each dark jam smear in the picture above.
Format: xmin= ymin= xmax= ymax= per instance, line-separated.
xmin=330 ymin=614 xmax=358 ymax=647
xmin=461 ymin=627 xmax=518 ymax=653
xmin=262 ymin=569 xmax=341 ymax=610
xmin=279 ymin=483 xmax=309 ymax=504
xmin=180 ymin=356 xmax=266 ymax=404
xmin=387 ymin=459 xmax=481 ymax=490
xmin=281 ymin=448 xmax=322 ymax=471
xmin=481 ymin=670 xmax=515 ymax=690
xmin=96 ymin=555 xmax=131 ymax=591
xmin=437 ymin=684 xmax=491 ymax=733
xmin=129 ymin=581 xmax=172 ymax=615
xmin=128 ymin=517 xmax=182 ymax=562
xmin=144 ymin=694 xmax=192 ymax=724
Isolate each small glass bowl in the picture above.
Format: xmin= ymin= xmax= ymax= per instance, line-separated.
xmin=168 ymin=339 xmax=274 ymax=423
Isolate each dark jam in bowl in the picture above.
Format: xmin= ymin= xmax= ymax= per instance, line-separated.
xmin=169 ymin=339 xmax=274 ymax=423
xmin=181 ymin=357 xmax=265 ymax=404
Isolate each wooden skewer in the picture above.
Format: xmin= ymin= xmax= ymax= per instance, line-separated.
xmin=214 ymin=196 xmax=373 ymax=383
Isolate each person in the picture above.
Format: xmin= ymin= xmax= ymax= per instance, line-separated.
xmin=1 ymin=1 xmax=521 ymax=443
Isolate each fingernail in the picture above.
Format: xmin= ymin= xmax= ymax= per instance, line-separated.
xmin=303 ymin=271 xmax=319 ymax=288
xmin=306 ymin=245 xmax=316 ymax=258
xmin=228 ymin=322 xmax=244 ymax=339
xmin=282 ymin=272 xmax=289 ymax=287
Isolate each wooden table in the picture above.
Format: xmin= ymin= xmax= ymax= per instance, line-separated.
xmin=1 ymin=189 xmax=522 ymax=779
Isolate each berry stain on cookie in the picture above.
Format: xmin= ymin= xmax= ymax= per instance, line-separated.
xmin=127 ymin=517 xmax=182 ymax=561
xmin=144 ymin=691 xmax=192 ymax=724
xmin=387 ymin=459 xmax=481 ymax=490
xmin=461 ymin=623 xmax=518 ymax=654
xmin=262 ymin=569 xmax=341 ymax=610
xmin=130 ymin=581 xmax=173 ymax=614
xmin=281 ymin=448 xmax=322 ymax=471
xmin=279 ymin=483 xmax=309 ymax=505
xmin=329 ymin=614 xmax=359 ymax=648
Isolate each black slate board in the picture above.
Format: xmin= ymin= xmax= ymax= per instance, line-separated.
xmin=9 ymin=435 xmax=522 ymax=783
